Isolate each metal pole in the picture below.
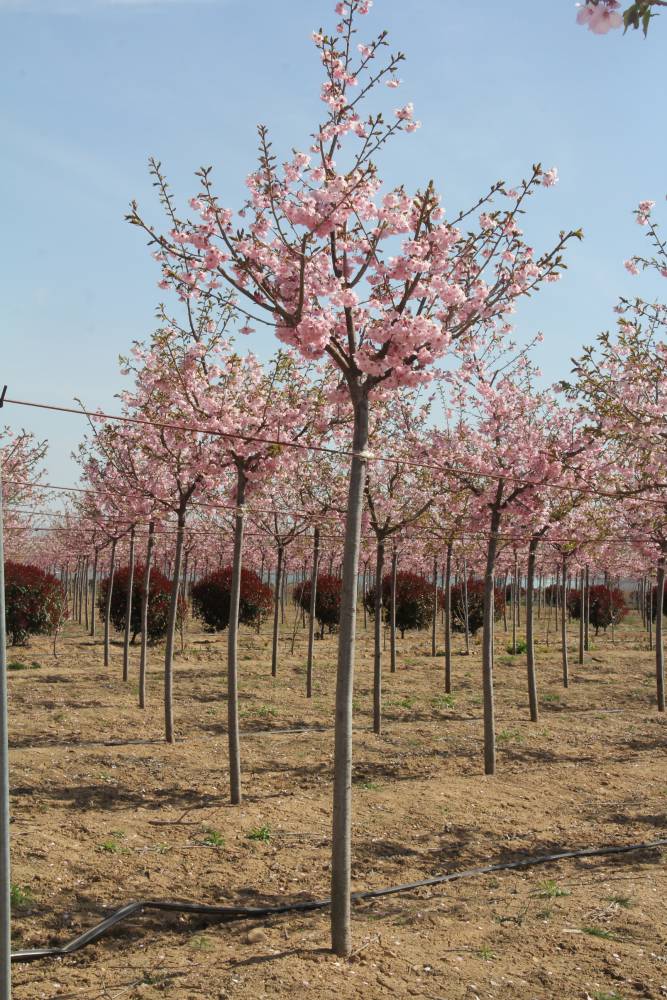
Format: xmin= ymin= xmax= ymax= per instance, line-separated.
xmin=0 ymin=459 xmax=13 ymax=997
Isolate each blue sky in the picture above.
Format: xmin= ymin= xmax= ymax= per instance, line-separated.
xmin=1 ymin=0 xmax=665 ymax=486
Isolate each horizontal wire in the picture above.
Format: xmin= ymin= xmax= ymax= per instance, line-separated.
xmin=4 ymin=394 xmax=665 ymax=505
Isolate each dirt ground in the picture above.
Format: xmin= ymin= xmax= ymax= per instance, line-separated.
xmin=6 ymin=600 xmax=667 ymax=1000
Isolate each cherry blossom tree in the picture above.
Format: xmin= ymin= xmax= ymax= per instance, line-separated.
xmin=128 ymin=0 xmax=578 ymax=955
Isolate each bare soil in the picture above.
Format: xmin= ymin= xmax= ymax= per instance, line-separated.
xmin=7 ymin=604 xmax=667 ymax=1000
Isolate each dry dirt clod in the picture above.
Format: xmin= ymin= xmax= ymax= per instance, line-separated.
xmin=245 ymin=927 xmax=267 ymax=944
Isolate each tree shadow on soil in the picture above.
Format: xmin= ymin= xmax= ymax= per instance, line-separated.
xmin=9 ymin=781 xmax=219 ymax=812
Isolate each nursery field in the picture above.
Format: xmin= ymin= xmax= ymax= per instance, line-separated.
xmin=6 ymin=609 xmax=667 ymax=1000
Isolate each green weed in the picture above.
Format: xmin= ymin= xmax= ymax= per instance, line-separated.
xmin=431 ymin=694 xmax=455 ymax=710
xmin=506 ymin=639 xmax=527 ymax=655
xmin=535 ymin=879 xmax=569 ymax=899
xmin=247 ymin=824 xmax=271 ymax=843
xmin=202 ymin=828 xmax=225 ymax=848
xmin=10 ymin=885 xmax=33 ymax=910
xmin=582 ymin=925 xmax=615 ymax=940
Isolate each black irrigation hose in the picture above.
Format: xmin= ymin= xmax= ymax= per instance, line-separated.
xmin=11 ymin=837 xmax=667 ymax=963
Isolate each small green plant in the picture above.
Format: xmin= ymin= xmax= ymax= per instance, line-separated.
xmin=189 ymin=935 xmax=214 ymax=951
xmin=247 ymin=824 xmax=271 ymax=842
xmin=606 ymin=894 xmax=632 ymax=909
xmin=255 ymin=705 xmax=277 ymax=718
xmin=582 ymin=925 xmax=615 ymax=940
xmin=431 ymin=693 xmax=455 ymax=710
xmin=357 ymin=779 xmax=380 ymax=791
xmin=7 ymin=661 xmax=41 ymax=671
xmin=506 ymin=639 xmax=527 ymax=655
xmin=497 ymin=727 xmax=523 ymax=745
xmin=202 ymin=828 xmax=225 ymax=847
xmin=478 ymin=945 xmax=495 ymax=961
xmin=10 ymin=884 xmax=33 ymax=910
xmin=543 ymin=693 xmax=560 ymax=703
xmin=535 ymin=879 xmax=569 ymax=899
xmin=98 ymin=830 xmax=125 ymax=854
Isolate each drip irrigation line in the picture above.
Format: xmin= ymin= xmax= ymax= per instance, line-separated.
xmin=11 ymin=837 xmax=666 ymax=963
xmin=4 ymin=394 xmax=666 ymax=506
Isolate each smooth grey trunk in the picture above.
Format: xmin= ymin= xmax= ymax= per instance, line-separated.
xmin=431 ymin=557 xmax=438 ymax=657
xmin=227 ymin=467 xmax=247 ymax=804
xmin=306 ymin=527 xmax=320 ymax=699
xmin=584 ymin=564 xmax=590 ymax=651
xmin=331 ymin=391 xmax=369 ymax=958
xmin=463 ymin=557 xmax=470 ymax=655
xmin=271 ymin=545 xmax=284 ymax=678
xmin=373 ymin=538 xmax=385 ymax=735
xmin=578 ymin=569 xmax=585 ymax=665
xmin=180 ymin=545 xmax=189 ymax=653
xmin=164 ymin=510 xmax=186 ymax=744
xmin=389 ymin=548 xmax=397 ymax=674
xmin=83 ymin=557 xmax=90 ymax=632
xmin=444 ymin=541 xmax=453 ymax=694
xmin=482 ymin=501 xmax=502 ymax=775
xmin=139 ymin=520 xmax=155 ymax=710
xmin=362 ymin=562 xmax=368 ymax=630
xmin=512 ymin=550 xmax=519 ymax=656
xmin=90 ymin=548 xmax=99 ymax=637
xmin=561 ymin=555 xmax=569 ymax=689
xmin=103 ymin=538 xmax=117 ymax=668
xmin=656 ymin=556 xmax=665 ymax=712
xmin=123 ymin=525 xmax=136 ymax=683
xmin=525 ymin=538 xmax=539 ymax=723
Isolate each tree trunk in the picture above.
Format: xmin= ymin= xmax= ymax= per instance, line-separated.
xmin=656 ymin=555 xmax=665 ymax=713
xmin=83 ymin=558 xmax=89 ymax=633
xmin=561 ymin=554 xmax=569 ymax=689
xmin=227 ymin=467 xmax=247 ymax=804
xmin=482 ymin=502 xmax=502 ymax=776
xmin=512 ymin=551 xmax=518 ymax=654
xmin=431 ymin=557 xmax=438 ymax=657
xmin=331 ymin=390 xmax=369 ymax=958
xmin=584 ymin=564 xmax=590 ymax=651
xmin=444 ymin=541 xmax=453 ymax=694
xmin=362 ymin=562 xmax=368 ymax=630
xmin=139 ymin=520 xmax=155 ymax=710
xmin=123 ymin=526 xmax=136 ymax=683
xmin=90 ymin=548 xmax=99 ymax=637
xmin=164 ymin=509 xmax=186 ymax=744
xmin=373 ymin=537 xmax=385 ymax=735
xmin=271 ymin=545 xmax=284 ymax=678
xmin=306 ymin=527 xmax=320 ymax=699
xmin=180 ymin=546 xmax=189 ymax=653
xmin=526 ymin=537 xmax=539 ymax=723
xmin=578 ymin=568 xmax=585 ymax=665
xmin=462 ymin=557 xmax=470 ymax=655
xmin=389 ymin=547 xmax=398 ymax=674
xmin=103 ymin=539 xmax=117 ymax=668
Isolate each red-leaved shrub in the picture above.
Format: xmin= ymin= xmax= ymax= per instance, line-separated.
xmin=4 ymin=561 xmax=67 ymax=645
xmin=98 ymin=565 xmax=184 ymax=643
xmin=191 ymin=567 xmax=272 ymax=632
xmin=294 ymin=574 xmax=342 ymax=637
